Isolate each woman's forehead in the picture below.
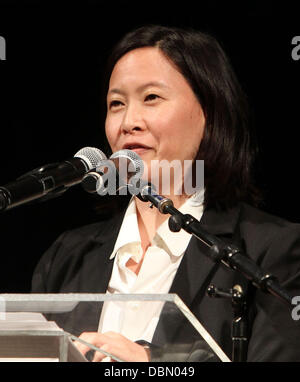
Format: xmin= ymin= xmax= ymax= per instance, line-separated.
xmin=108 ymin=47 xmax=191 ymax=94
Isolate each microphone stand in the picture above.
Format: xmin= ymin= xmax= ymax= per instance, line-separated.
xmin=138 ymin=185 xmax=292 ymax=307
xmin=137 ymin=185 xmax=293 ymax=362
xmin=207 ymin=284 xmax=248 ymax=362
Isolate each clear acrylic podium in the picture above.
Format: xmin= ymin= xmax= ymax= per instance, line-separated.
xmin=0 ymin=293 xmax=230 ymax=362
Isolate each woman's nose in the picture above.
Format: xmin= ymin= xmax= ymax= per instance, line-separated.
xmin=121 ymin=104 xmax=146 ymax=134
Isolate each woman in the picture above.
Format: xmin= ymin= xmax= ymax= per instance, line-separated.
xmin=32 ymin=25 xmax=300 ymax=362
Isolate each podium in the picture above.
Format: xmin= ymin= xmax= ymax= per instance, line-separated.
xmin=0 ymin=293 xmax=231 ymax=362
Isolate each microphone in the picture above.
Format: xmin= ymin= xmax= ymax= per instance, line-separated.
xmin=0 ymin=147 xmax=107 ymax=212
xmin=82 ymin=149 xmax=144 ymax=196
xmin=135 ymin=181 xmax=175 ymax=213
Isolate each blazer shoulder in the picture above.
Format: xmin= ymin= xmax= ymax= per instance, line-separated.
xmin=31 ymin=210 xmax=125 ymax=292
xmin=38 ymin=209 xmax=126 ymax=266
xmin=58 ymin=209 xmax=126 ymax=247
xmin=239 ymin=202 xmax=300 ymax=235
xmin=237 ymin=202 xmax=300 ymax=267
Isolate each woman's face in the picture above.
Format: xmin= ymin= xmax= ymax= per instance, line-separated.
xmin=105 ymin=47 xmax=205 ymax=186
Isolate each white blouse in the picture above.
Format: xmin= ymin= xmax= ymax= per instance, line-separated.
xmin=98 ymin=190 xmax=204 ymax=343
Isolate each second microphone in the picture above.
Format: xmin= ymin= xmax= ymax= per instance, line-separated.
xmin=82 ymin=149 xmax=144 ymax=196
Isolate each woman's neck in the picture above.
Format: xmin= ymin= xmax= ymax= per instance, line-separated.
xmin=126 ymin=193 xmax=189 ymax=275
xmin=135 ymin=193 xmax=188 ymax=247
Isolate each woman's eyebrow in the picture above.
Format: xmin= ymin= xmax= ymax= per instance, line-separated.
xmin=136 ymin=81 xmax=170 ymax=92
xmin=108 ymin=81 xmax=170 ymax=95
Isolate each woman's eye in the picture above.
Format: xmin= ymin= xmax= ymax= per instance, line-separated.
xmin=145 ymin=94 xmax=160 ymax=102
xmin=109 ymin=100 xmax=123 ymax=109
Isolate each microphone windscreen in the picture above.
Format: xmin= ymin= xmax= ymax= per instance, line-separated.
xmin=74 ymin=147 xmax=107 ymax=170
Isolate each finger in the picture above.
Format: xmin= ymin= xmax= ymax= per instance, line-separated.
xmin=73 ymin=340 xmax=91 ymax=356
xmin=73 ymin=332 xmax=100 ymax=356
xmin=101 ymin=331 xmax=123 ymax=339
xmin=92 ymin=344 xmax=112 ymax=362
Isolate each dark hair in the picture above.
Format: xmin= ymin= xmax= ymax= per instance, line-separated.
xmin=102 ymin=24 xmax=261 ymax=210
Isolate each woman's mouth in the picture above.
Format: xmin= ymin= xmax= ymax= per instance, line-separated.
xmin=122 ymin=144 xmax=152 ymax=155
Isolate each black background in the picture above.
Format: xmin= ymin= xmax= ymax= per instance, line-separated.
xmin=0 ymin=0 xmax=299 ymax=292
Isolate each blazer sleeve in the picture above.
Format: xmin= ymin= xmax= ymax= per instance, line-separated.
xmin=246 ymin=223 xmax=300 ymax=361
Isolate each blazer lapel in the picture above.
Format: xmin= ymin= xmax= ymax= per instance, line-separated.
xmin=152 ymin=204 xmax=242 ymax=347
xmin=169 ymin=204 xmax=242 ymax=306
xmin=67 ymin=210 xmax=126 ymax=335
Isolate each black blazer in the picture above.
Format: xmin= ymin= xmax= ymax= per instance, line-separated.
xmin=31 ymin=202 xmax=300 ymax=361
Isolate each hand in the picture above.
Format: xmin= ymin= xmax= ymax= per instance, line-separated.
xmin=73 ymin=331 xmax=150 ymax=362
